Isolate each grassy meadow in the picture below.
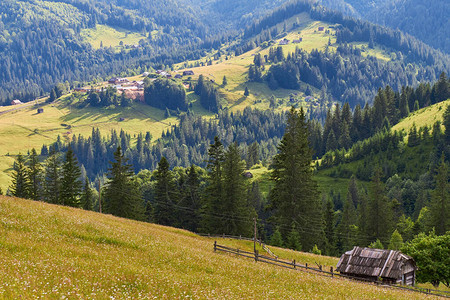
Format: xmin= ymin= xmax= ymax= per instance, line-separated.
xmin=0 ymin=195 xmax=436 ymax=299
xmin=0 ymin=97 xmax=177 ymax=190
xmin=392 ymin=99 xmax=449 ymax=135
xmin=80 ymin=25 xmax=149 ymax=49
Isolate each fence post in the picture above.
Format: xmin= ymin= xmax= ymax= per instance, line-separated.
xmin=319 ymin=265 xmax=322 ymax=271
xmin=293 ymin=259 xmax=296 ymax=269
xmin=214 ymin=241 xmax=217 ymax=252
xmin=305 ymin=263 xmax=308 ymax=269
xmin=255 ymin=250 xmax=259 ymax=262
xmin=330 ymin=266 xmax=333 ymax=277
xmin=239 ymin=235 xmax=241 ymax=240
xmin=222 ymin=233 xmax=225 ymax=238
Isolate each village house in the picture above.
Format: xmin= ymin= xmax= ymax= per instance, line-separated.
xmin=318 ymin=26 xmax=325 ymax=31
xmin=11 ymin=99 xmax=22 ymax=105
xmin=108 ymin=77 xmax=129 ymax=85
xmin=279 ymin=38 xmax=290 ymax=45
xmin=293 ymin=38 xmax=303 ymax=43
xmin=174 ymin=74 xmax=182 ymax=79
xmin=336 ymin=247 xmax=417 ymax=286
xmin=183 ymin=70 xmax=195 ymax=76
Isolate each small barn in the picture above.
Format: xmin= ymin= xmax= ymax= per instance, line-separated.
xmin=11 ymin=99 xmax=22 ymax=105
xmin=336 ymin=247 xmax=417 ymax=285
xmin=37 ymin=108 xmax=44 ymax=114
xmin=318 ymin=26 xmax=325 ymax=31
xmin=183 ymin=70 xmax=195 ymax=76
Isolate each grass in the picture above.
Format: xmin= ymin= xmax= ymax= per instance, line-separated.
xmin=392 ymin=99 xmax=449 ymax=135
xmin=81 ymin=25 xmax=148 ymax=49
xmin=0 ymin=195 xmax=434 ymax=299
xmin=0 ymin=96 xmax=177 ymax=190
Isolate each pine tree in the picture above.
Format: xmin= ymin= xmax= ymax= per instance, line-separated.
xmin=369 ymin=239 xmax=384 ymax=249
xmin=26 ymin=148 xmax=42 ymax=200
xmin=80 ymin=177 xmax=94 ymax=211
xmin=61 ymin=147 xmax=82 ymax=207
xmin=323 ymin=198 xmax=335 ymax=255
xmin=179 ymin=165 xmax=201 ymax=232
xmin=388 ymin=229 xmax=403 ymax=250
xmin=104 ymin=147 xmax=144 ymax=220
xmin=43 ymin=149 xmax=62 ymax=204
xmin=222 ymin=75 xmax=227 ymax=87
xmin=269 ymin=107 xmax=324 ymax=250
xmin=285 ymin=223 xmax=302 ymax=251
xmin=270 ymin=227 xmax=284 ymax=247
xmin=429 ymin=155 xmax=449 ymax=235
xmin=153 ymin=157 xmax=178 ymax=226
xmin=443 ymin=104 xmax=450 ymax=144
xmin=244 ymin=87 xmax=249 ymax=97
xmin=200 ymin=137 xmax=225 ymax=233
xmin=367 ymin=167 xmax=392 ymax=245
xmin=9 ymin=154 xmax=30 ymax=198
xmin=222 ymin=142 xmax=254 ymax=236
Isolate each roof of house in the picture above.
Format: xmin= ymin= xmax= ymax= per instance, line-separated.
xmin=336 ymin=247 xmax=416 ymax=279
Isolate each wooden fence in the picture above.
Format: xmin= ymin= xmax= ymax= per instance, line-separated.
xmin=213 ymin=242 xmax=450 ymax=298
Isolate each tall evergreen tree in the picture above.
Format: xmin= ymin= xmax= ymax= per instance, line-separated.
xmin=27 ymin=148 xmax=42 ymax=200
xmin=153 ymin=157 xmax=178 ymax=226
xmin=43 ymin=149 xmax=62 ymax=204
xmin=61 ymin=147 xmax=82 ymax=207
xmin=9 ymin=154 xmax=30 ymax=198
xmin=429 ymin=155 xmax=449 ymax=235
xmin=104 ymin=147 xmax=144 ymax=220
xmin=222 ymin=142 xmax=254 ymax=236
xmin=80 ymin=177 xmax=94 ymax=211
xmin=179 ymin=165 xmax=201 ymax=232
xmin=269 ymin=107 xmax=323 ymax=250
xmin=200 ymin=136 xmax=225 ymax=233
xmin=367 ymin=167 xmax=392 ymax=245
xmin=323 ymin=197 xmax=336 ymax=255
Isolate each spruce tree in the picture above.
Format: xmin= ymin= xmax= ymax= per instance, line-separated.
xmin=200 ymin=136 xmax=225 ymax=233
xmin=153 ymin=157 xmax=178 ymax=226
xmin=323 ymin=197 xmax=336 ymax=255
xmin=27 ymin=148 xmax=42 ymax=200
xmin=104 ymin=147 xmax=144 ymax=220
xmin=9 ymin=154 xmax=30 ymax=198
xmin=269 ymin=107 xmax=323 ymax=251
xmin=270 ymin=227 xmax=284 ymax=247
xmin=388 ymin=229 xmax=403 ymax=250
xmin=285 ymin=223 xmax=302 ymax=251
xmin=367 ymin=167 xmax=392 ymax=245
xmin=179 ymin=165 xmax=201 ymax=232
xmin=61 ymin=147 xmax=82 ymax=207
xmin=429 ymin=155 xmax=449 ymax=235
xmin=80 ymin=177 xmax=94 ymax=211
xmin=43 ymin=149 xmax=62 ymax=204
xmin=443 ymin=104 xmax=450 ymax=145
xmin=222 ymin=142 xmax=254 ymax=236
xmin=244 ymin=87 xmax=249 ymax=97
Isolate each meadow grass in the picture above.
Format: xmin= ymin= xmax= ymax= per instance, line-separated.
xmin=392 ymin=99 xmax=449 ymax=135
xmin=80 ymin=25 xmax=148 ymax=49
xmin=0 ymin=98 xmax=177 ymax=190
xmin=0 ymin=196 xmax=435 ymax=299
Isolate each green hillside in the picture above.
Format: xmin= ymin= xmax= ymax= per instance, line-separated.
xmin=0 ymin=91 xmax=178 ymax=190
xmin=0 ymin=195 xmax=428 ymax=299
xmin=392 ymin=99 xmax=449 ymax=136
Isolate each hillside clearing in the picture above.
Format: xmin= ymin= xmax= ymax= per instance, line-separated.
xmin=80 ymin=25 xmax=148 ymax=49
xmin=0 ymin=196 xmax=434 ymax=299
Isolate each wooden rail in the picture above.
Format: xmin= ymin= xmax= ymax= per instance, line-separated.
xmin=213 ymin=242 xmax=450 ymax=298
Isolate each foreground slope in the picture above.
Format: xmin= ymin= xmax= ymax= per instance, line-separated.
xmin=0 ymin=196 xmax=435 ymax=299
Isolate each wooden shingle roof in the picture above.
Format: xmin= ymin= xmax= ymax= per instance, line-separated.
xmin=336 ymin=247 xmax=416 ymax=279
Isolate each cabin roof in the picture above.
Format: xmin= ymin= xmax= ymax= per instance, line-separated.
xmin=336 ymin=247 xmax=416 ymax=279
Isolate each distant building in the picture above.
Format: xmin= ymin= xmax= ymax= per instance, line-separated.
xmin=174 ymin=74 xmax=182 ymax=79
xmin=293 ymin=38 xmax=303 ymax=43
xmin=279 ymin=38 xmax=290 ymax=45
xmin=336 ymin=247 xmax=417 ymax=286
xmin=37 ymin=108 xmax=44 ymax=114
xmin=108 ymin=77 xmax=129 ymax=85
xmin=11 ymin=99 xmax=22 ymax=105
xmin=183 ymin=70 xmax=195 ymax=76
xmin=142 ymin=72 xmax=150 ymax=77
xmin=243 ymin=172 xmax=253 ymax=178
xmin=318 ymin=26 xmax=325 ymax=31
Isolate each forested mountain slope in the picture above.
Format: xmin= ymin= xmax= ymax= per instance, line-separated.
xmin=319 ymin=0 xmax=450 ymax=54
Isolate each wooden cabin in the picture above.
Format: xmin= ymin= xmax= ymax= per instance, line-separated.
xmin=336 ymin=247 xmax=416 ymax=285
